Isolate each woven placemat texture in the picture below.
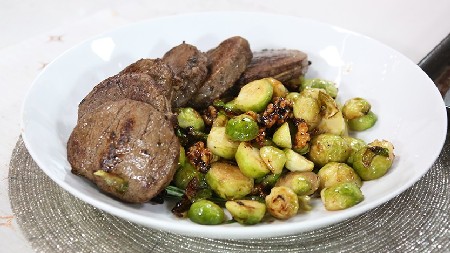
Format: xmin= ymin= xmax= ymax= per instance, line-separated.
xmin=9 ymin=136 xmax=450 ymax=252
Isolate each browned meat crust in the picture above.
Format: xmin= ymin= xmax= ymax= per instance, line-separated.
xmin=190 ymin=36 xmax=253 ymax=109
xmin=236 ymin=49 xmax=309 ymax=91
xmin=162 ymin=43 xmax=208 ymax=108
xmin=68 ymin=99 xmax=179 ymax=203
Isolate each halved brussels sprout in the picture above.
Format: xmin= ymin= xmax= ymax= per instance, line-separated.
xmin=259 ymin=146 xmax=287 ymax=174
xmin=321 ymin=182 xmax=364 ymax=211
xmin=225 ymin=114 xmax=259 ymax=141
xmin=275 ymin=171 xmax=319 ymax=196
xmin=352 ymin=140 xmax=394 ymax=180
xmin=207 ymin=127 xmax=239 ymax=159
xmin=300 ymin=78 xmax=338 ymax=98
xmin=284 ymin=149 xmax=314 ymax=172
xmin=235 ymin=142 xmax=270 ymax=179
xmin=205 ymin=162 xmax=254 ymax=200
xmin=93 ymin=170 xmax=128 ymax=193
xmin=308 ymin=133 xmax=352 ymax=167
xmin=317 ymin=162 xmax=362 ymax=190
xmin=266 ymin=77 xmax=289 ymax=98
xmin=265 ymin=186 xmax=299 ymax=219
xmin=234 ymin=78 xmax=274 ymax=113
xmin=177 ymin=107 xmax=205 ymax=131
xmin=272 ymin=122 xmax=292 ymax=149
xmin=342 ymin=97 xmax=371 ymax=120
xmin=225 ymin=200 xmax=266 ymax=225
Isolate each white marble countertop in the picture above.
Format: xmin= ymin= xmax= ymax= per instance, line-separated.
xmin=1 ymin=0 xmax=449 ymax=252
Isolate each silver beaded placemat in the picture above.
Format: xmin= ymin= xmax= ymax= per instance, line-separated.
xmin=8 ymin=136 xmax=450 ymax=253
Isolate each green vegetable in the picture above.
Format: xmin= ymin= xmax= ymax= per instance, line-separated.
xmin=178 ymin=146 xmax=186 ymax=167
xmin=177 ymin=107 xmax=205 ymax=131
xmin=234 ymin=78 xmax=273 ymax=113
xmin=205 ymin=162 xmax=254 ymax=200
xmin=321 ymin=182 xmax=364 ymax=211
xmin=293 ymin=94 xmax=321 ymax=129
xmin=284 ymin=148 xmax=314 ymax=172
xmin=225 ymin=200 xmax=266 ymax=225
xmin=308 ymin=133 xmax=352 ymax=167
xmin=318 ymin=91 xmax=339 ymax=119
xmin=265 ymin=186 xmax=299 ymax=219
xmin=317 ymin=162 xmax=362 ymax=190
xmin=300 ymin=78 xmax=338 ymax=98
xmin=255 ymin=173 xmax=281 ymax=188
xmin=342 ymin=98 xmax=371 ymax=120
xmin=206 ymin=126 xmax=240 ymax=159
xmin=343 ymin=136 xmax=367 ymax=165
xmin=93 ymin=170 xmax=128 ymax=193
xmin=235 ymin=142 xmax=270 ymax=178
xmin=347 ymin=111 xmax=377 ymax=131
xmin=173 ymin=162 xmax=202 ymax=190
xmin=188 ymin=199 xmax=225 ymax=225
xmin=275 ymin=171 xmax=319 ymax=196
xmin=266 ymin=77 xmax=289 ymax=98
xmin=272 ymin=122 xmax=292 ymax=149
xmin=286 ymin=92 xmax=301 ymax=102
xmin=352 ymin=140 xmax=394 ymax=180
xmin=259 ymin=146 xmax=287 ymax=174
xmin=316 ymin=111 xmax=347 ymax=136
xmin=225 ymin=114 xmax=259 ymax=141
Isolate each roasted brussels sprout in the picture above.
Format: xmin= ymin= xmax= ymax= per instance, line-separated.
xmin=352 ymin=140 xmax=394 ymax=180
xmin=234 ymin=78 xmax=274 ymax=113
xmin=317 ymin=162 xmax=362 ymax=190
xmin=321 ymin=182 xmax=364 ymax=211
xmin=225 ymin=200 xmax=266 ymax=225
xmin=300 ymin=78 xmax=338 ymax=98
xmin=318 ymin=91 xmax=339 ymax=119
xmin=177 ymin=107 xmax=205 ymax=131
xmin=259 ymin=146 xmax=287 ymax=174
xmin=272 ymin=122 xmax=292 ymax=149
xmin=93 ymin=170 xmax=128 ymax=193
xmin=286 ymin=92 xmax=301 ymax=102
xmin=188 ymin=199 xmax=225 ymax=225
xmin=178 ymin=146 xmax=186 ymax=167
xmin=284 ymin=148 xmax=314 ymax=172
xmin=205 ymin=162 xmax=253 ymax=200
xmin=342 ymin=98 xmax=371 ymax=120
xmin=267 ymin=77 xmax=289 ymax=98
xmin=265 ymin=186 xmax=299 ymax=219
xmin=343 ymin=136 xmax=367 ymax=165
xmin=298 ymin=195 xmax=313 ymax=212
xmin=235 ymin=142 xmax=270 ymax=178
xmin=275 ymin=171 xmax=319 ymax=196
xmin=317 ymin=111 xmax=347 ymax=136
xmin=292 ymin=94 xmax=321 ymax=129
xmin=225 ymin=114 xmax=259 ymax=141
xmin=308 ymin=133 xmax=352 ymax=167
xmin=347 ymin=111 xmax=378 ymax=131
xmin=207 ymin=126 xmax=239 ymax=159
xmin=173 ymin=162 xmax=202 ymax=190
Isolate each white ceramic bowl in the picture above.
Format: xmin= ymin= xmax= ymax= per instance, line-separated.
xmin=21 ymin=12 xmax=447 ymax=239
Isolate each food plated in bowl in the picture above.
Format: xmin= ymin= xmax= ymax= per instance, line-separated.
xmin=21 ymin=12 xmax=447 ymax=239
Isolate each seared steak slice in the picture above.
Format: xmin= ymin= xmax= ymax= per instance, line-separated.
xmin=190 ymin=36 xmax=252 ymax=109
xmin=236 ymin=49 xmax=309 ymax=91
xmin=68 ymin=99 xmax=180 ymax=203
xmin=120 ymin=58 xmax=174 ymax=100
xmin=162 ymin=42 xmax=208 ymax=108
xmin=78 ymin=72 xmax=172 ymax=119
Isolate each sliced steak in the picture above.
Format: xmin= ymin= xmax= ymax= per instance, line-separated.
xmin=119 ymin=58 xmax=174 ymax=100
xmin=162 ymin=42 xmax=208 ymax=108
xmin=78 ymin=72 xmax=172 ymax=120
xmin=236 ymin=49 xmax=309 ymax=91
xmin=67 ymin=99 xmax=180 ymax=203
xmin=190 ymin=36 xmax=253 ymax=109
